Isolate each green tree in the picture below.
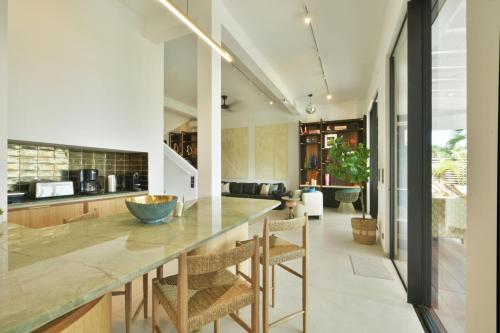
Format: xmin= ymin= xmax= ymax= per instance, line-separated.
xmin=326 ymin=137 xmax=370 ymax=219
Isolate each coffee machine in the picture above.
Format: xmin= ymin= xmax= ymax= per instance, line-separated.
xmin=71 ymin=169 xmax=100 ymax=194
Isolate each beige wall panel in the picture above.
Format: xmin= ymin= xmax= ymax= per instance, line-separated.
xmin=222 ymin=128 xmax=249 ymax=179
xmin=255 ymin=124 xmax=288 ymax=180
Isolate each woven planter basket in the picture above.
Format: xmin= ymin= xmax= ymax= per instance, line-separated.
xmin=351 ymin=217 xmax=377 ymax=245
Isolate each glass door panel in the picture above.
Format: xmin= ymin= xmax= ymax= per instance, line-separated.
xmin=392 ymin=22 xmax=409 ymax=286
xmin=431 ymin=0 xmax=467 ymax=331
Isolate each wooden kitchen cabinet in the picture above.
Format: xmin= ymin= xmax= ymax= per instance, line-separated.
xmin=8 ymin=195 xmax=141 ymax=229
xmin=9 ymin=203 xmax=84 ymax=229
xmin=86 ymin=197 xmax=130 ymax=218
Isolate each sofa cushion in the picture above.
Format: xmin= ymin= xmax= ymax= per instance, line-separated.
xmin=276 ymin=183 xmax=286 ymax=193
xmin=269 ymin=184 xmax=278 ymax=194
xmin=229 ymin=182 xmax=243 ymax=194
xmin=260 ymin=184 xmax=271 ymax=195
xmin=243 ymin=183 xmax=258 ymax=195
xmin=221 ymin=182 xmax=230 ymax=194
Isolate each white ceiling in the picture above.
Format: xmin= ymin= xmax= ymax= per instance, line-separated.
xmin=164 ymin=34 xmax=288 ymax=114
xmin=221 ymin=0 xmax=388 ymax=104
xmin=160 ymin=0 xmax=390 ymax=115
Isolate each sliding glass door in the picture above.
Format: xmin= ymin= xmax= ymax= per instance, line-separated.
xmin=391 ymin=22 xmax=409 ymax=286
xmin=431 ymin=0 xmax=467 ymax=331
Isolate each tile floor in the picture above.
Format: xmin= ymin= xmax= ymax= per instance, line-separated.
xmin=111 ymin=208 xmax=424 ymax=333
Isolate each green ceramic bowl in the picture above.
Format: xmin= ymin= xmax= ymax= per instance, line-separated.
xmin=125 ymin=195 xmax=178 ymax=224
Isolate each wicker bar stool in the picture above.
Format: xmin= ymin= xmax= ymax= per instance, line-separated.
xmin=152 ymin=235 xmax=261 ymax=333
xmin=63 ymin=209 xmax=163 ymax=333
xmin=236 ymin=214 xmax=308 ymax=333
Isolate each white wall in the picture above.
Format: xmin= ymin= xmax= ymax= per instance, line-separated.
xmin=365 ymin=0 xmax=407 ymax=254
xmin=465 ymin=0 xmax=499 ymax=331
xmin=222 ymin=100 xmax=365 ymax=191
xmin=8 ymin=0 xmax=165 ymax=193
xmin=164 ymin=110 xmax=192 ymax=136
xmin=164 ymin=145 xmax=197 ymax=202
xmin=0 ymin=0 xmax=7 ymax=222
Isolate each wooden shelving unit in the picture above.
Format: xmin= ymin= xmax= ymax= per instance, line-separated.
xmin=168 ymin=131 xmax=198 ymax=168
xmin=298 ymin=117 xmax=366 ymax=207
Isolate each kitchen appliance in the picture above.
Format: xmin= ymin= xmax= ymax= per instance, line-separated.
xmin=8 ymin=192 xmax=26 ymax=204
xmin=118 ymin=172 xmax=142 ymax=191
xmin=28 ymin=181 xmax=74 ymax=199
xmin=131 ymin=172 xmax=142 ymax=191
xmin=71 ymin=169 xmax=100 ymax=194
xmin=107 ymin=175 xmax=117 ymax=193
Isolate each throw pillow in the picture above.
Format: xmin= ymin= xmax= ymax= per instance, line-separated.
xmin=260 ymin=184 xmax=271 ymax=195
xmin=222 ymin=182 xmax=230 ymax=194
xmin=269 ymin=184 xmax=278 ymax=194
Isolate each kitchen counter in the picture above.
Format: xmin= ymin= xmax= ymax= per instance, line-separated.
xmin=0 ymin=196 xmax=279 ymax=333
xmin=8 ymin=190 xmax=148 ymax=210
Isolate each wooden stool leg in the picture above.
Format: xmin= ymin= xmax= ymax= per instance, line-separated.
xmin=143 ymin=273 xmax=148 ymax=318
xmin=156 ymin=265 xmax=163 ymax=278
xmin=271 ymin=265 xmax=276 ymax=308
xmin=125 ymin=282 xmax=132 ymax=333
xmin=214 ymin=320 xmax=221 ymax=333
xmin=152 ymin=288 xmax=158 ymax=333
xmin=302 ymin=256 xmax=307 ymax=333
xmin=263 ymin=264 xmax=269 ymax=333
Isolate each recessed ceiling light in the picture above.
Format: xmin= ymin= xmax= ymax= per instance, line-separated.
xmin=326 ymin=94 xmax=332 ymax=100
xmin=304 ymin=16 xmax=312 ymax=24
xmin=269 ymin=101 xmax=274 ymax=105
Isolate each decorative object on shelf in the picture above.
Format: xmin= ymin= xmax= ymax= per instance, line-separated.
xmin=334 ymin=125 xmax=348 ymax=131
xmin=125 ymin=195 xmax=177 ymax=224
xmin=305 ymin=93 xmax=317 ymax=114
xmin=324 ymin=173 xmax=330 ymax=186
xmin=311 ymin=178 xmax=317 ymax=186
xmin=308 ymin=154 xmax=318 ymax=169
xmin=186 ymin=145 xmax=193 ymax=156
xmin=326 ymin=137 xmax=376 ymax=245
xmin=324 ymin=133 xmax=337 ymax=148
xmin=308 ymin=129 xmax=321 ymax=134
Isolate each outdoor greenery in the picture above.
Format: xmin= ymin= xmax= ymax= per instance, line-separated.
xmin=432 ymin=129 xmax=467 ymax=185
xmin=326 ymin=137 xmax=370 ymax=219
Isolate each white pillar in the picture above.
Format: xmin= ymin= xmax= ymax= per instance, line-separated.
xmin=0 ymin=0 xmax=8 ymax=222
xmin=194 ymin=0 xmax=222 ymax=198
xmin=465 ymin=0 xmax=499 ymax=331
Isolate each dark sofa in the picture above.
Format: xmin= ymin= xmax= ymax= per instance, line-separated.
xmin=222 ymin=182 xmax=290 ymax=209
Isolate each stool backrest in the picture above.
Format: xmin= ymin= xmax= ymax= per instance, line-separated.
xmin=186 ymin=237 xmax=259 ymax=275
xmin=264 ymin=213 xmax=308 ymax=250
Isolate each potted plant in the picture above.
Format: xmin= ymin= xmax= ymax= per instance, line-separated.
xmin=326 ymin=137 xmax=377 ymax=245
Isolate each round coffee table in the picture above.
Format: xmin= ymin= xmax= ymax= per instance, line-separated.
xmin=281 ymin=196 xmax=301 ymax=219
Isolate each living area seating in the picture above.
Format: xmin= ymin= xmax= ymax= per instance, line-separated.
xmin=222 ymin=182 xmax=290 ymax=209
xmin=294 ymin=191 xmax=324 ymax=219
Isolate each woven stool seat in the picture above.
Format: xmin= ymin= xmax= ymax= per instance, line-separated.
xmin=154 ymin=270 xmax=254 ymax=331
xmin=240 ymin=235 xmax=305 ymax=266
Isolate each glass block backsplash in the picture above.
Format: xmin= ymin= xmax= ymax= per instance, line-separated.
xmin=7 ymin=141 xmax=148 ymax=192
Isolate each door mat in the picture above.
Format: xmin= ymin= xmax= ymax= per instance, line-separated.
xmin=349 ymin=255 xmax=393 ymax=280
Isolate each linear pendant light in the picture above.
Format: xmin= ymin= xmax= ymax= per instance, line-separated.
xmin=157 ymin=0 xmax=233 ymax=62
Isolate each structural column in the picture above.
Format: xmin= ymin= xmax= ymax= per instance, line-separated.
xmin=194 ymin=0 xmax=222 ymax=198
xmin=0 ymin=0 xmax=8 ymax=221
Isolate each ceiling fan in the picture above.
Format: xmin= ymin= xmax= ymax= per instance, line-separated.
xmin=221 ymin=95 xmax=240 ymax=112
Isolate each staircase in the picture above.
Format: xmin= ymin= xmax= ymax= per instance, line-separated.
xmin=164 ymin=144 xmax=197 ymax=201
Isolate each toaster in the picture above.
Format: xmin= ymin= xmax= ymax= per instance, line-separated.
xmin=28 ymin=181 xmax=75 ymax=199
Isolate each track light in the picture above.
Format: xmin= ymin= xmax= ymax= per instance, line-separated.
xmin=157 ymin=0 xmax=233 ymax=62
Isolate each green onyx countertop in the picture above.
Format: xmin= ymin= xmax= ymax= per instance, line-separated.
xmin=0 ymin=196 xmax=279 ymax=333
